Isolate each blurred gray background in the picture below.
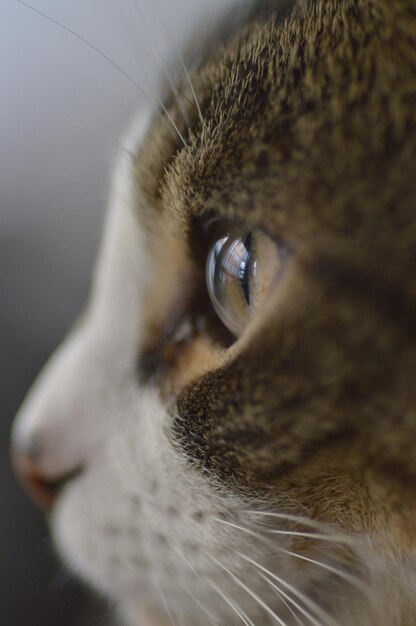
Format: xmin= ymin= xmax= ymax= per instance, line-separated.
xmin=0 ymin=0 xmax=235 ymax=624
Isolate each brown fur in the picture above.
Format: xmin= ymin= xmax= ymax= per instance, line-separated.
xmin=133 ymin=0 xmax=416 ymax=622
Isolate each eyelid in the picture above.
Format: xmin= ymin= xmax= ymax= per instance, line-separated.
xmin=202 ymin=218 xmax=249 ymax=246
xmin=198 ymin=215 xmax=285 ymax=251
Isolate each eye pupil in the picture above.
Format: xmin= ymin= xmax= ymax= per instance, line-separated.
xmin=240 ymin=232 xmax=253 ymax=305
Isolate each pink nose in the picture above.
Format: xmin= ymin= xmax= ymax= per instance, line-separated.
xmin=12 ymin=434 xmax=82 ymax=511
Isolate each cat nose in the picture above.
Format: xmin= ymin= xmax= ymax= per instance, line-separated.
xmin=12 ymin=431 xmax=82 ymax=511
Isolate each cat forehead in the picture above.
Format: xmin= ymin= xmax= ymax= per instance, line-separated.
xmin=137 ymin=0 xmax=416 ymax=266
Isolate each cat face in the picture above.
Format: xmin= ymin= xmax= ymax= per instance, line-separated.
xmin=12 ymin=1 xmax=416 ymax=625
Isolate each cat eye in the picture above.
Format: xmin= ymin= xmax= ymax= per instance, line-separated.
xmin=206 ymin=228 xmax=282 ymax=336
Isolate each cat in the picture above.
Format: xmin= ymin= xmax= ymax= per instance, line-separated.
xmin=11 ymin=0 xmax=416 ymax=625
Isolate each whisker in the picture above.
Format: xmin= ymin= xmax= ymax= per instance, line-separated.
xmin=132 ymin=0 xmax=191 ymax=127
xmin=246 ymin=511 xmax=359 ymax=544
xmin=177 ymin=580 xmax=219 ymax=626
xmin=99 ymin=121 xmax=146 ymax=144
xmin=213 ymin=517 xmax=359 ymax=580
xmin=257 ymin=572 xmax=322 ymax=626
xmin=235 ymin=551 xmax=339 ymax=626
xmin=152 ymin=0 xmax=205 ymax=127
xmin=214 ymin=516 xmax=363 ymax=592
xmin=214 ymin=516 xmax=355 ymax=547
xmin=65 ymin=117 xmax=135 ymax=158
xmin=177 ymin=59 xmax=205 ymax=127
xmin=261 ymin=574 xmax=305 ymax=626
xmin=16 ymin=0 xmax=187 ymax=148
xmin=209 ymin=554 xmax=289 ymax=626
xmin=278 ymin=548 xmax=362 ymax=589
xmin=171 ymin=547 xmax=220 ymax=624
xmin=171 ymin=545 xmax=202 ymax=579
xmin=246 ymin=511 xmax=339 ymax=530
xmin=276 ymin=594 xmax=305 ymax=626
xmin=153 ymin=577 xmax=178 ymax=626
xmin=16 ymin=0 xmax=147 ymax=96
xmin=263 ymin=529 xmax=356 ymax=546
xmin=208 ymin=579 xmax=256 ymax=626
xmin=210 ymin=517 xmax=264 ymax=555
xmin=97 ymin=112 xmax=186 ymax=167
xmin=176 ymin=604 xmax=189 ymax=626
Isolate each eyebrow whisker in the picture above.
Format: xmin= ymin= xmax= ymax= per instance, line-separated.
xmin=132 ymin=0 xmax=191 ymax=128
xmin=16 ymin=0 xmax=187 ymax=148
